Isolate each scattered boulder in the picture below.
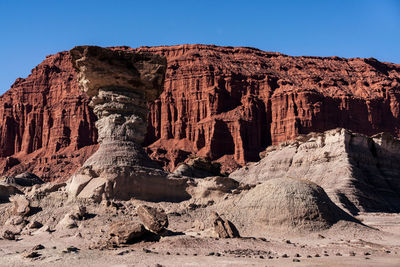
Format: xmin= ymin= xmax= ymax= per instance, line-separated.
xmin=62 ymin=246 xmax=80 ymax=253
xmin=26 ymin=182 xmax=66 ymax=198
xmin=71 ymin=205 xmax=87 ymax=220
xmin=32 ymin=244 xmax=45 ymax=250
xmin=22 ymin=251 xmax=41 ymax=258
xmin=211 ymin=212 xmax=240 ymax=238
xmin=108 ymin=221 xmax=147 ymax=244
xmin=10 ymin=195 xmax=31 ymax=216
xmin=3 ymin=230 xmax=16 ymax=240
xmin=137 ymin=205 xmax=168 ymax=234
xmin=57 ymin=214 xmax=78 ymax=229
xmin=28 ymin=221 xmax=43 ymax=229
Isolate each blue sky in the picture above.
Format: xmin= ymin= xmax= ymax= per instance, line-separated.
xmin=0 ymin=0 xmax=399 ymax=94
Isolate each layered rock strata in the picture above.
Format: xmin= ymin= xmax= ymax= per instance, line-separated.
xmin=214 ymin=178 xmax=358 ymax=234
xmin=230 ymin=128 xmax=400 ymax=213
xmin=138 ymin=45 xmax=400 ymax=172
xmin=66 ymin=46 xmax=189 ymax=202
xmin=0 ymin=51 xmax=97 ymax=181
xmin=1 ymin=44 xmax=400 ymax=178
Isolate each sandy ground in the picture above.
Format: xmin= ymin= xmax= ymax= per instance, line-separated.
xmin=1 ymin=202 xmax=399 ymax=267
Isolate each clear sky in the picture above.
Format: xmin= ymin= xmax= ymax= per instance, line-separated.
xmin=1 ymin=0 xmax=399 ymax=94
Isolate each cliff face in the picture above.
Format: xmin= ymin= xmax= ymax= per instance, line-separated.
xmin=0 ymin=52 xmax=98 ymax=181
xmin=1 ymin=44 xmax=400 ymax=179
xmin=138 ymin=45 xmax=400 ymax=171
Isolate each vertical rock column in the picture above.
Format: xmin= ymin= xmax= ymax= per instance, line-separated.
xmin=67 ymin=46 xmax=189 ymax=202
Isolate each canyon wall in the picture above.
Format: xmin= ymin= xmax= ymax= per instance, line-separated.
xmin=0 ymin=52 xmax=98 ymax=181
xmin=138 ymin=45 xmax=400 ymax=172
xmin=1 ymin=44 xmax=400 ymax=180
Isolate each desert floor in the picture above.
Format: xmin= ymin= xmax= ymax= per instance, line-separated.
xmin=1 ymin=210 xmax=399 ymax=267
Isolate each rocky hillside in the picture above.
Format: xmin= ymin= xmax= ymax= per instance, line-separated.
xmin=230 ymin=128 xmax=400 ymax=214
xmin=1 ymin=44 xmax=400 ymax=180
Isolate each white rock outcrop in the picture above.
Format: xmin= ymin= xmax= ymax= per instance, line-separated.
xmin=230 ymin=128 xmax=400 ymax=213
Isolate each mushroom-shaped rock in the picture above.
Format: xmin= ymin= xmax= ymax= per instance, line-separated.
xmin=67 ymin=46 xmax=190 ymax=202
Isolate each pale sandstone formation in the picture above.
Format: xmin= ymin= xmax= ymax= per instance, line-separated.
xmin=66 ymin=46 xmax=190 ymax=202
xmin=57 ymin=213 xmax=78 ymax=229
xmin=213 ymin=178 xmax=357 ymax=235
xmin=230 ymin=128 xmax=400 ymax=213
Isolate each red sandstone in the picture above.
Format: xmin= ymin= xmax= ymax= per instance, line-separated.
xmin=1 ymin=44 xmax=400 ymax=179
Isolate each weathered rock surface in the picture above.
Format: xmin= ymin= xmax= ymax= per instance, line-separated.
xmin=230 ymin=128 xmax=400 ymax=213
xmin=0 ymin=51 xmax=97 ymax=181
xmin=57 ymin=213 xmax=78 ymax=229
xmin=215 ymin=178 xmax=357 ymax=234
xmin=211 ymin=212 xmax=240 ymax=238
xmin=1 ymin=44 xmax=400 ymax=177
xmin=108 ymin=221 xmax=147 ymax=244
xmin=137 ymin=205 xmax=168 ymax=234
xmin=10 ymin=195 xmax=30 ymax=216
xmin=67 ymin=46 xmax=190 ymax=202
xmin=140 ymin=45 xmax=400 ymax=172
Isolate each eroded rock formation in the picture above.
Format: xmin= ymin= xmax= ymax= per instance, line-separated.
xmin=66 ymin=46 xmax=189 ymax=202
xmin=1 ymin=44 xmax=400 ymax=178
xmin=0 ymin=51 xmax=97 ymax=181
xmin=138 ymin=45 xmax=400 ymax=172
xmin=214 ymin=178 xmax=358 ymax=234
xmin=230 ymin=128 xmax=400 ymax=213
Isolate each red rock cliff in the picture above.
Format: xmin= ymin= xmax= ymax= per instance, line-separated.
xmin=1 ymin=44 xmax=400 ymax=179
xmin=0 ymin=52 xmax=98 ymax=181
xmin=138 ymin=45 xmax=400 ymax=172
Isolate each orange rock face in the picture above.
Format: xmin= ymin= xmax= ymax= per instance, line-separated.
xmin=139 ymin=45 xmax=400 ymax=172
xmin=1 ymin=44 xmax=400 ymax=179
xmin=0 ymin=52 xmax=98 ymax=181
